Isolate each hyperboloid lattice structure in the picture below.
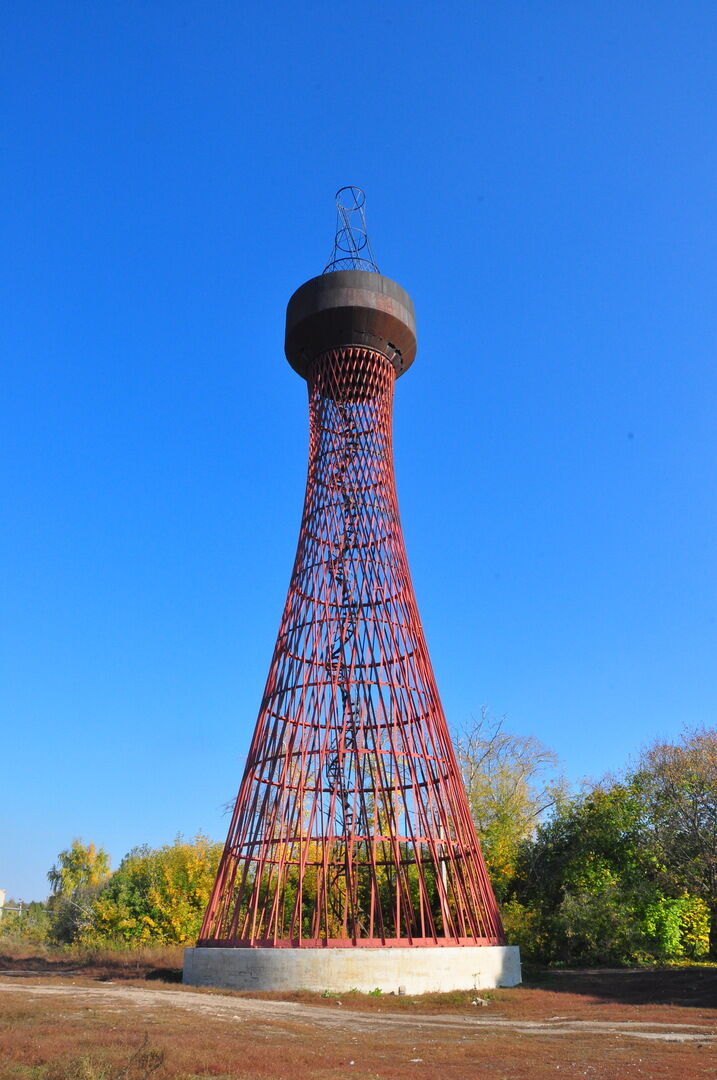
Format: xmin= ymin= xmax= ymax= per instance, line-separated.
xmin=199 ymin=189 xmax=504 ymax=949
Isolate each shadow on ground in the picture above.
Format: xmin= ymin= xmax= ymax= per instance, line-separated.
xmin=525 ymin=966 xmax=717 ymax=1009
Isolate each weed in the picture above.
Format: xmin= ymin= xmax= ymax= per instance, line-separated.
xmin=44 ymin=1035 xmax=165 ymax=1080
xmin=46 ymin=1057 xmax=112 ymax=1080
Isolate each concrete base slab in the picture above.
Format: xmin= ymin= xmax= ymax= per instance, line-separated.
xmin=183 ymin=945 xmax=521 ymax=994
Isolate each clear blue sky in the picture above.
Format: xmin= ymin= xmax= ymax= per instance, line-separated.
xmin=2 ymin=2 xmax=715 ymax=901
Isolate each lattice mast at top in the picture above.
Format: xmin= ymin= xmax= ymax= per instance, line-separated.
xmin=200 ymin=190 xmax=504 ymax=948
xmin=324 ymin=186 xmax=379 ymax=273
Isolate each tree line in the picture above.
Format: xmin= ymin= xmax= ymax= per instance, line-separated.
xmin=457 ymin=717 xmax=715 ymax=964
xmin=0 ymin=836 xmax=222 ymax=948
xmin=2 ymin=723 xmax=715 ymax=965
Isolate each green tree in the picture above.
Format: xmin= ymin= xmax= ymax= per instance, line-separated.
xmin=515 ymin=782 xmax=649 ymax=962
xmin=633 ymin=728 xmax=717 ymax=953
xmin=513 ymin=781 xmax=710 ymax=964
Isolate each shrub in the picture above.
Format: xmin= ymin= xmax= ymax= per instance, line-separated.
xmin=642 ymin=895 xmax=710 ymax=961
xmin=81 ymin=835 xmax=222 ymax=946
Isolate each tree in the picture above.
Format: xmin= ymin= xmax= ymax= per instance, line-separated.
xmin=513 ymin=780 xmax=710 ymax=964
xmin=633 ymin=727 xmax=717 ymax=952
xmin=82 ymin=835 xmax=222 ymax=946
xmin=455 ymin=708 xmax=567 ymax=899
xmin=47 ymin=840 xmax=111 ymax=896
xmin=516 ymin=782 xmax=654 ymax=962
xmin=0 ymin=899 xmax=50 ymax=944
xmin=45 ymin=839 xmax=112 ymax=943
xmin=517 ymin=783 xmax=651 ymax=908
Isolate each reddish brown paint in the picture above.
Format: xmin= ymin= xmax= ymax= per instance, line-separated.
xmin=199 ymin=346 xmax=504 ymax=947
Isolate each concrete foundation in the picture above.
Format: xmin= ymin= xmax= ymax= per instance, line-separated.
xmin=183 ymin=945 xmax=521 ymax=994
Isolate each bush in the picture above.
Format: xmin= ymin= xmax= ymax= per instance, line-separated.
xmin=81 ymin=835 xmax=222 ymax=946
xmin=500 ymin=898 xmax=547 ymax=961
xmin=642 ymin=895 xmax=710 ymax=961
xmin=551 ymin=882 xmax=645 ymax=965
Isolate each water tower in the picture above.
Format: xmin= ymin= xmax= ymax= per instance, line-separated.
xmin=184 ymin=189 xmax=521 ymax=992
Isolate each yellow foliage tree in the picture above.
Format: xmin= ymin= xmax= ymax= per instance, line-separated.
xmin=456 ymin=708 xmax=567 ymax=900
xmin=81 ymin=835 xmax=222 ymax=946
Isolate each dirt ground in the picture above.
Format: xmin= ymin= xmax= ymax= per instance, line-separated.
xmin=0 ymin=952 xmax=715 ymax=1079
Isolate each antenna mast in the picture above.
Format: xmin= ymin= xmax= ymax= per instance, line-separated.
xmin=324 ymin=185 xmax=379 ymax=273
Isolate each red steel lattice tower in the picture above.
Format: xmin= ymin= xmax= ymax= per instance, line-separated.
xmin=199 ymin=189 xmax=504 ymax=950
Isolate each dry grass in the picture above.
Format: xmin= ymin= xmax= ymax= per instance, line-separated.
xmin=1 ymin=947 xmax=716 ymax=1079
xmin=0 ymin=942 xmax=184 ymax=983
xmin=1 ymin=984 xmax=715 ymax=1080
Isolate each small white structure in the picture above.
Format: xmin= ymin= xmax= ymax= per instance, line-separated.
xmin=183 ymin=944 xmax=521 ymax=994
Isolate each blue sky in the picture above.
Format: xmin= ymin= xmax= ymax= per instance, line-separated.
xmin=2 ymin=2 xmax=715 ymax=901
